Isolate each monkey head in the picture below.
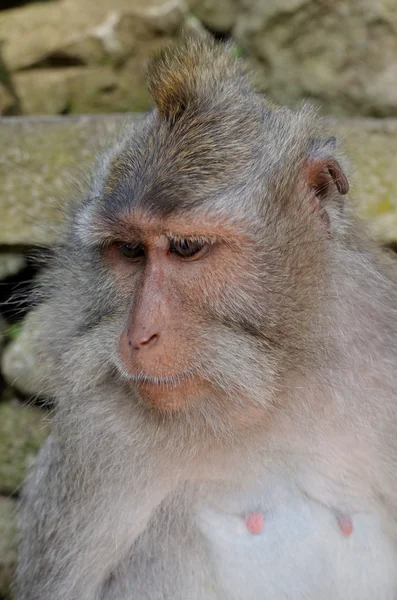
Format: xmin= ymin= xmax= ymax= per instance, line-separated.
xmin=44 ymin=39 xmax=349 ymax=424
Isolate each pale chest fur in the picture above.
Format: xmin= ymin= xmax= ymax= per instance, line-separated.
xmin=194 ymin=479 xmax=397 ymax=600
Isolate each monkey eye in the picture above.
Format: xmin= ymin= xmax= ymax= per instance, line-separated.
xmin=169 ymin=238 xmax=208 ymax=260
xmin=117 ymin=242 xmax=145 ymax=260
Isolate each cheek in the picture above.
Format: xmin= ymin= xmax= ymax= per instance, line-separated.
xmin=203 ymin=269 xmax=262 ymax=330
xmin=175 ymin=249 xmax=256 ymax=318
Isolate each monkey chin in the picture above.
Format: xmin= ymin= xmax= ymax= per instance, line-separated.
xmin=132 ymin=374 xmax=208 ymax=413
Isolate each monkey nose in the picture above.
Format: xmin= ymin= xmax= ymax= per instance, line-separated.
xmin=119 ymin=330 xmax=160 ymax=374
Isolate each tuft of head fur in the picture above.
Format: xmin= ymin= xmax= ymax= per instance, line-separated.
xmin=147 ymin=38 xmax=251 ymax=124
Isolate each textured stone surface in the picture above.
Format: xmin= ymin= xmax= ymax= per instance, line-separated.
xmin=234 ymin=0 xmax=397 ymax=117
xmin=0 ymin=496 xmax=16 ymax=600
xmin=0 ymin=114 xmax=131 ymax=245
xmin=2 ymin=309 xmax=55 ymax=398
xmin=0 ymin=41 xmax=22 ymax=117
xmin=0 ymin=399 xmax=49 ymax=495
xmin=1 ymin=114 xmax=397 ymax=245
xmin=187 ymin=0 xmax=238 ymax=32
xmin=2 ymin=0 xmax=397 ymax=119
xmin=12 ymin=66 xmax=146 ymax=115
xmin=0 ymin=0 xmax=185 ymax=71
xmin=338 ymin=118 xmax=397 ymax=244
xmin=0 ymin=0 xmax=192 ymax=115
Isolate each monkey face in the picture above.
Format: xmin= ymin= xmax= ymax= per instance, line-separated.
xmin=94 ymin=208 xmax=271 ymax=413
xmin=63 ymin=127 xmax=334 ymax=420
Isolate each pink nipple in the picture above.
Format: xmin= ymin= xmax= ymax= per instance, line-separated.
xmin=337 ymin=514 xmax=353 ymax=537
xmin=245 ymin=512 xmax=264 ymax=534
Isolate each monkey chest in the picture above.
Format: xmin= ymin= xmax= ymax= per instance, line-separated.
xmin=195 ymin=495 xmax=397 ymax=600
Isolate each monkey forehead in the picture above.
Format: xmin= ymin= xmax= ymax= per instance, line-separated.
xmin=77 ymin=103 xmax=320 ymax=243
xmin=94 ymin=109 xmax=266 ymax=209
xmin=76 ymin=158 xmax=265 ymax=245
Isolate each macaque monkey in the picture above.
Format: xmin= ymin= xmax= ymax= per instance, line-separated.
xmin=15 ymin=39 xmax=397 ymax=600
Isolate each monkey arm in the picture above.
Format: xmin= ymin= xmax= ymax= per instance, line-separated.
xmin=15 ymin=418 xmax=175 ymax=600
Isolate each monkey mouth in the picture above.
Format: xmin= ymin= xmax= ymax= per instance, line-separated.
xmin=127 ymin=370 xmax=194 ymax=389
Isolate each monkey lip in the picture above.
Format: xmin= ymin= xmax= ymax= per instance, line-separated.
xmin=122 ymin=367 xmax=209 ymax=411
xmin=127 ymin=371 xmax=194 ymax=389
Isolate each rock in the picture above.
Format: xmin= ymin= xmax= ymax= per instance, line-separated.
xmin=0 ymin=113 xmax=130 ymax=246
xmin=0 ymin=83 xmax=16 ymax=117
xmin=0 ymin=399 xmax=48 ymax=495
xmin=339 ymin=118 xmax=397 ymax=244
xmin=14 ymin=67 xmax=122 ymax=115
xmin=1 ymin=309 xmax=53 ymax=398
xmin=2 ymin=114 xmax=397 ymax=245
xmin=187 ymin=0 xmax=238 ymax=33
xmin=65 ymin=59 xmax=154 ymax=114
xmin=0 ymin=253 xmax=26 ymax=281
xmin=0 ymin=40 xmax=22 ymax=117
xmin=234 ymin=0 xmax=397 ymax=117
xmin=0 ymin=0 xmax=186 ymax=71
xmin=0 ymin=496 xmax=17 ymax=600
xmin=0 ymin=0 xmax=191 ymax=116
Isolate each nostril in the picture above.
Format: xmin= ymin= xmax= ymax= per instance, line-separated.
xmin=134 ymin=333 xmax=159 ymax=350
xmin=142 ymin=333 xmax=158 ymax=347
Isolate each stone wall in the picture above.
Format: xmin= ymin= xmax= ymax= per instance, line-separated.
xmin=2 ymin=0 xmax=397 ymax=118
xmin=1 ymin=1 xmax=397 ymax=597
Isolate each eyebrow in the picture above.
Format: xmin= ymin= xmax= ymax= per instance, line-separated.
xmin=165 ymin=233 xmax=217 ymax=244
xmin=78 ymin=201 xmax=252 ymax=249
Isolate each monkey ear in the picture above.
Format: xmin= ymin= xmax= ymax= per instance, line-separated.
xmin=305 ymin=137 xmax=349 ymax=229
xmin=307 ymin=137 xmax=349 ymax=196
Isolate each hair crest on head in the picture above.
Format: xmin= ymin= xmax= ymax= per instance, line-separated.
xmin=147 ymin=37 xmax=250 ymax=125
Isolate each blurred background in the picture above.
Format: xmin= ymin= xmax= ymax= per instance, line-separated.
xmin=2 ymin=0 xmax=397 ymax=117
xmin=1 ymin=1 xmax=397 ymax=597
